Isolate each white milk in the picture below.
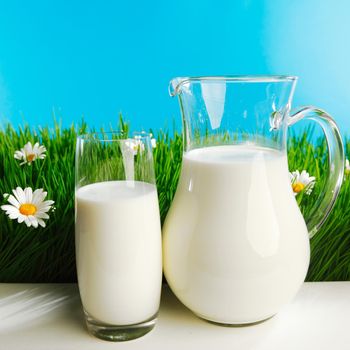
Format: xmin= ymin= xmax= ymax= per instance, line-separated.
xmin=76 ymin=181 xmax=162 ymax=325
xmin=163 ymin=145 xmax=310 ymax=324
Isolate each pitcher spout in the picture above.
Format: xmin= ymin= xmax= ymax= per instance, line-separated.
xmin=169 ymin=77 xmax=191 ymax=96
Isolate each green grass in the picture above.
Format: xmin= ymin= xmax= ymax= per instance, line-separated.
xmin=0 ymin=119 xmax=349 ymax=282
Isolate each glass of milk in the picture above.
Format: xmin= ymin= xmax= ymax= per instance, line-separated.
xmin=75 ymin=132 xmax=162 ymax=341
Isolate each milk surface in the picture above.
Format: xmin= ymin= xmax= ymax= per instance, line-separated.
xmin=163 ymin=145 xmax=310 ymax=324
xmin=76 ymin=181 xmax=162 ymax=325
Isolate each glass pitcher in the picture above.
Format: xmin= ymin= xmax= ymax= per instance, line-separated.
xmin=162 ymin=76 xmax=344 ymax=325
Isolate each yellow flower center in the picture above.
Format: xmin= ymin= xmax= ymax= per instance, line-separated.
xmin=19 ymin=203 xmax=37 ymax=216
xmin=27 ymin=154 xmax=35 ymax=162
xmin=292 ymin=182 xmax=305 ymax=193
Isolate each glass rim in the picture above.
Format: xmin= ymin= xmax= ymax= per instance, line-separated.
xmin=169 ymin=75 xmax=298 ymax=96
xmin=180 ymin=75 xmax=297 ymax=81
xmin=77 ymin=131 xmax=151 ymax=142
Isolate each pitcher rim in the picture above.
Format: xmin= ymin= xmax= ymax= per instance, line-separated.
xmin=169 ymin=75 xmax=298 ymax=96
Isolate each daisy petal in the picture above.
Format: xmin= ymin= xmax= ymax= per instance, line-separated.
xmin=37 ymin=218 xmax=46 ymax=227
xmin=24 ymin=217 xmax=31 ymax=227
xmin=17 ymin=215 xmax=26 ymax=223
xmin=24 ymin=187 xmax=33 ymax=203
xmin=32 ymin=190 xmax=47 ymax=205
xmin=37 ymin=207 xmax=52 ymax=213
xmin=9 ymin=212 xmax=19 ymax=219
xmin=1 ymin=204 xmax=18 ymax=212
xmin=14 ymin=151 xmax=24 ymax=160
xmin=37 ymin=199 xmax=53 ymax=207
xmin=7 ymin=195 xmax=20 ymax=208
xmin=14 ymin=187 xmax=26 ymax=204
xmin=33 ymin=188 xmax=44 ymax=196
xmin=29 ymin=216 xmax=38 ymax=228
xmin=35 ymin=212 xmax=50 ymax=219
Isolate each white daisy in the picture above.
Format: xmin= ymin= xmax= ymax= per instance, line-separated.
xmin=124 ymin=135 xmax=156 ymax=155
xmin=290 ymin=170 xmax=316 ymax=196
xmin=345 ymin=159 xmax=350 ymax=176
xmin=14 ymin=142 xmax=46 ymax=165
xmin=148 ymin=133 xmax=157 ymax=148
xmin=124 ymin=138 xmax=144 ymax=156
xmin=1 ymin=187 xmax=54 ymax=228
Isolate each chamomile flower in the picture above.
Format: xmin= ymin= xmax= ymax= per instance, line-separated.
xmin=124 ymin=139 xmax=144 ymax=156
xmin=345 ymin=159 xmax=350 ymax=176
xmin=150 ymin=137 xmax=157 ymax=148
xmin=124 ymin=135 xmax=156 ymax=155
xmin=1 ymin=187 xmax=54 ymax=228
xmin=14 ymin=142 xmax=46 ymax=165
xmin=290 ymin=170 xmax=316 ymax=196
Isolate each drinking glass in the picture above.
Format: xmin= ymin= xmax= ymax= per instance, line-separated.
xmin=75 ymin=131 xmax=162 ymax=341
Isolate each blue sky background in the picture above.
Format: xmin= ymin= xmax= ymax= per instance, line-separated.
xmin=0 ymin=0 xmax=349 ymax=133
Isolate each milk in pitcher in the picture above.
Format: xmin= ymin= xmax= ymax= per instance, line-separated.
xmin=163 ymin=145 xmax=310 ymax=324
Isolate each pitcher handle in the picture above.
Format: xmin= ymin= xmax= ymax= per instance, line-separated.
xmin=288 ymin=106 xmax=344 ymax=238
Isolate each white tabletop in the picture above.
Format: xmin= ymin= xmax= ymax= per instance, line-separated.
xmin=0 ymin=282 xmax=349 ymax=349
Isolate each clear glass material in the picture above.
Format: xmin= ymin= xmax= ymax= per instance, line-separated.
xmin=75 ymin=132 xmax=162 ymax=341
xmin=163 ymin=76 xmax=344 ymax=325
xmin=168 ymin=75 xmax=344 ymax=236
